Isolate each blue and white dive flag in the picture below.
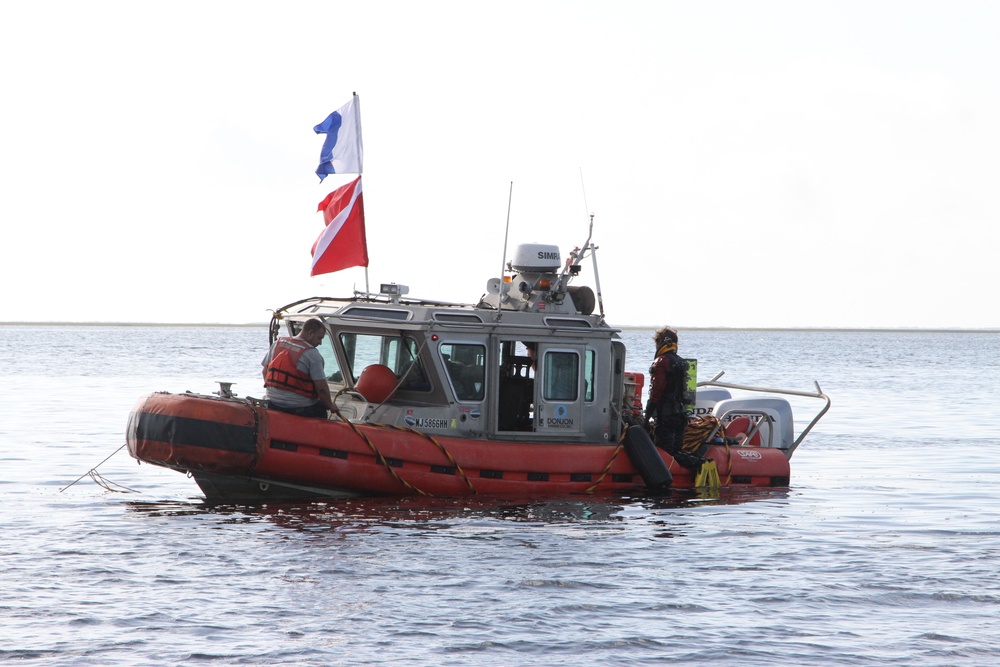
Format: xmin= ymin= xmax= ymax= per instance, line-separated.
xmin=314 ymin=94 xmax=363 ymax=182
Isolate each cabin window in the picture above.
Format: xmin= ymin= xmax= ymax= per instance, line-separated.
xmin=288 ymin=320 xmax=346 ymax=384
xmin=317 ymin=335 xmax=345 ymax=384
xmin=433 ymin=313 xmax=484 ymax=324
xmin=543 ymin=317 xmax=593 ymax=328
xmin=584 ymin=349 xmax=595 ymax=402
xmin=440 ymin=343 xmax=485 ymax=401
xmin=339 ymin=332 xmax=430 ymax=391
xmin=341 ymin=307 xmax=410 ymax=320
xmin=542 ymin=351 xmax=579 ymax=402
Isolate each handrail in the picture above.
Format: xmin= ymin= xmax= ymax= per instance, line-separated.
xmin=698 ymin=371 xmax=831 ymax=457
xmin=276 ymin=311 xmax=617 ymax=335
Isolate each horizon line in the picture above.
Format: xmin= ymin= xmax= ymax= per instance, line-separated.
xmin=2 ymin=321 xmax=998 ymax=334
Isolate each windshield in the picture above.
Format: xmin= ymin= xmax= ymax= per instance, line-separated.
xmin=339 ymin=332 xmax=429 ymax=392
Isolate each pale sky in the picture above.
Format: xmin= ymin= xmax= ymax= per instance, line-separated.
xmin=2 ymin=1 xmax=997 ymax=329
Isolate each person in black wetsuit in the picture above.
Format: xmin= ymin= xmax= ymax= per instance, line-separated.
xmin=644 ymin=326 xmax=688 ymax=456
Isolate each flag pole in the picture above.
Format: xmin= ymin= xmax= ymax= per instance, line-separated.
xmin=354 ymin=92 xmax=366 ymax=297
xmin=352 ymin=92 xmax=363 ymax=171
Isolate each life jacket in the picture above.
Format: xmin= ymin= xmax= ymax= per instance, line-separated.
xmin=264 ymin=337 xmax=318 ymax=399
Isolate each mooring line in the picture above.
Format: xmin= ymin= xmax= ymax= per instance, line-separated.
xmin=60 ymin=443 xmax=136 ymax=493
xmin=381 ymin=424 xmax=477 ymax=494
xmin=340 ymin=419 xmax=433 ymax=496
xmin=584 ymin=439 xmax=625 ymax=493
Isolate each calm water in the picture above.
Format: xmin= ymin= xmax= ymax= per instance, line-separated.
xmin=2 ymin=325 xmax=999 ymax=666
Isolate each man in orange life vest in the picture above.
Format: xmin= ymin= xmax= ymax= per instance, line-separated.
xmin=261 ymin=318 xmax=338 ymax=419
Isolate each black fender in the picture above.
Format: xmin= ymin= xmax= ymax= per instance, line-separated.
xmin=622 ymin=425 xmax=672 ymax=491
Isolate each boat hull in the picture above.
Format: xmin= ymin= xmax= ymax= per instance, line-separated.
xmin=126 ymin=392 xmax=791 ymax=502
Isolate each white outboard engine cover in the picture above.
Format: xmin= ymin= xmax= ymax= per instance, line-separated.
xmin=511 ymin=244 xmax=561 ymax=273
xmin=693 ymin=388 xmax=732 ymax=418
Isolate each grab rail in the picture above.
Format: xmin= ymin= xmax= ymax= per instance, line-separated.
xmin=698 ymin=371 xmax=831 ymax=457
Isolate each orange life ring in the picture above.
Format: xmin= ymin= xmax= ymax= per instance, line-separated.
xmin=724 ymin=416 xmax=762 ymax=446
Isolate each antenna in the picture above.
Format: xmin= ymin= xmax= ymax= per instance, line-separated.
xmin=497 ymin=181 xmax=514 ymax=306
xmin=578 ymin=170 xmax=605 ymax=319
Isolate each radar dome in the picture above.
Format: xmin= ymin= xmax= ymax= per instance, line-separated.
xmin=511 ymin=244 xmax=561 ymax=272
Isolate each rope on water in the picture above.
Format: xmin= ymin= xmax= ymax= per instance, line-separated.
xmin=60 ymin=443 xmax=138 ymax=493
xmin=87 ymin=469 xmax=140 ymax=494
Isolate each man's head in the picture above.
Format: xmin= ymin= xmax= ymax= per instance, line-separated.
xmin=524 ymin=342 xmax=537 ymax=369
xmin=653 ymin=326 xmax=678 ymax=348
xmin=299 ymin=318 xmax=327 ymax=346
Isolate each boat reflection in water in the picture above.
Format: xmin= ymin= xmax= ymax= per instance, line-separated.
xmin=124 ymin=487 xmax=791 ymax=534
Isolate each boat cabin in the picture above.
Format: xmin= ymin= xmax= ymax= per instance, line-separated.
xmin=273 ymin=298 xmax=626 ymax=445
xmin=269 ymin=243 xmax=629 ymax=446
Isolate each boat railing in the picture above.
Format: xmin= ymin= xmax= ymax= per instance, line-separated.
xmin=698 ymin=371 xmax=831 ymax=457
xmin=271 ymin=297 xmax=616 ymax=334
xmin=696 ymin=409 xmax=775 ymax=447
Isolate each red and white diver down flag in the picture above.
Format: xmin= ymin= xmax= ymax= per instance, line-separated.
xmin=311 ymin=176 xmax=368 ymax=276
